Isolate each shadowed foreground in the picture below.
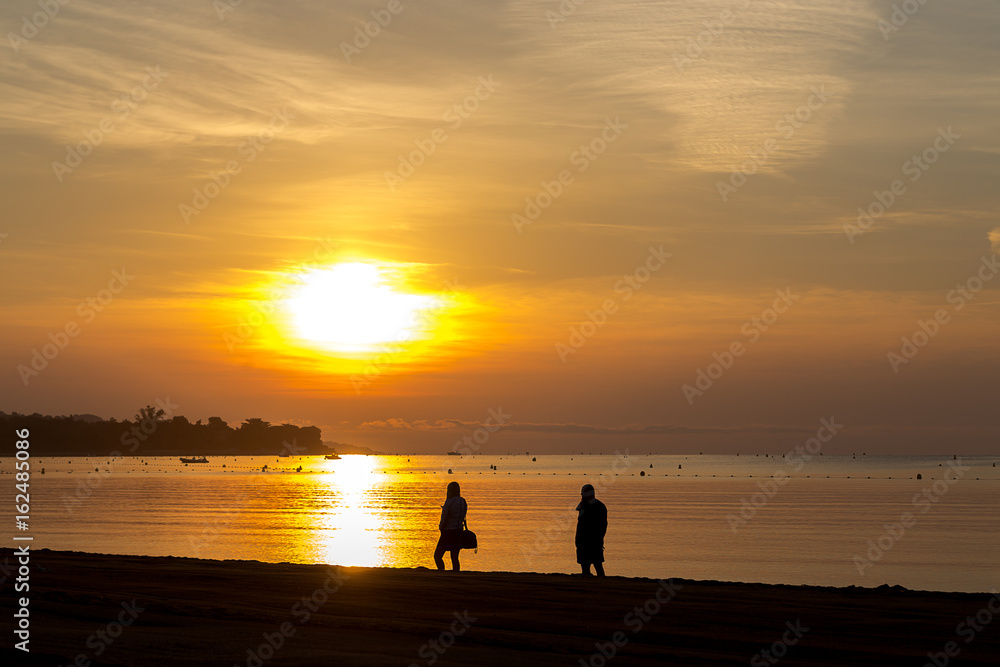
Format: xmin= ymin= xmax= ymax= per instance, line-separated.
xmin=2 ymin=549 xmax=998 ymax=666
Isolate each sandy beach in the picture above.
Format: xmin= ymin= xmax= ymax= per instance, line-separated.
xmin=3 ymin=549 xmax=998 ymax=666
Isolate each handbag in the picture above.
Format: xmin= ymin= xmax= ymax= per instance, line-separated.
xmin=460 ymin=519 xmax=478 ymax=552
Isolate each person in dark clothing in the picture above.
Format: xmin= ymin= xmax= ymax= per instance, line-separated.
xmin=434 ymin=481 xmax=468 ymax=571
xmin=575 ymin=483 xmax=608 ymax=576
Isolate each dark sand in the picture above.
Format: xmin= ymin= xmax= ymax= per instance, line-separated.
xmin=3 ymin=549 xmax=998 ymax=666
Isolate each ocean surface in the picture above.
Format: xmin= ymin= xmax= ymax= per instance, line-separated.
xmin=5 ymin=453 xmax=998 ymax=593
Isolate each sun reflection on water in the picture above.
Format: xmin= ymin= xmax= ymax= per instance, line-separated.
xmin=311 ymin=456 xmax=395 ymax=567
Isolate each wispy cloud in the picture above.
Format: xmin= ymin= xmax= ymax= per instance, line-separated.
xmin=0 ymin=1 xmax=497 ymax=149
xmin=502 ymin=0 xmax=875 ymax=173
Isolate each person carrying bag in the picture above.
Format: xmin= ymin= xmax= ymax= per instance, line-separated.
xmin=434 ymin=482 xmax=475 ymax=570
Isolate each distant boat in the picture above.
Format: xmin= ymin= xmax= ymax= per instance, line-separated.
xmin=324 ymin=454 xmax=341 ymax=460
xmin=447 ymin=451 xmax=461 ymax=456
xmin=180 ymin=456 xmax=209 ymax=464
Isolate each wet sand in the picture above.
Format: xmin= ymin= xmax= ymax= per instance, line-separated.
xmin=2 ymin=549 xmax=998 ymax=666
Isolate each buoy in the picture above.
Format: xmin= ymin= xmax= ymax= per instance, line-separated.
xmin=678 ymin=464 xmax=682 ymax=469
xmin=640 ymin=470 xmax=645 ymax=476
xmin=649 ymin=464 xmax=653 ymax=469
xmin=448 ymin=469 xmax=453 ymax=474
xmin=917 ymin=474 xmax=922 ymax=480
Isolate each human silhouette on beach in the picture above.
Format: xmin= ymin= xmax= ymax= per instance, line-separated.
xmin=434 ymin=481 xmax=468 ymax=571
xmin=575 ymin=483 xmax=607 ymax=576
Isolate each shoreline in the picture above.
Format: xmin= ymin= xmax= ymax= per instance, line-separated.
xmin=9 ymin=547 xmax=1000 ymax=596
xmin=3 ymin=549 xmax=998 ymax=666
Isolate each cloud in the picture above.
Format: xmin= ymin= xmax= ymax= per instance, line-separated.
xmin=360 ymin=417 xmax=419 ymax=430
xmin=0 ymin=1 xmax=502 ymax=150
xmin=0 ymin=0 xmax=878 ymax=174
xmin=502 ymin=0 xmax=876 ymax=173
xmin=358 ymin=419 xmax=811 ymax=436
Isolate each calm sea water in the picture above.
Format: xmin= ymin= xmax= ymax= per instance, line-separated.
xmin=5 ymin=454 xmax=999 ymax=592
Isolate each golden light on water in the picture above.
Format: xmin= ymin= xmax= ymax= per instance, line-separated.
xmin=314 ymin=455 xmax=391 ymax=568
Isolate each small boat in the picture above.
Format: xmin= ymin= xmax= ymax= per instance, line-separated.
xmin=447 ymin=451 xmax=461 ymax=456
xmin=324 ymin=454 xmax=341 ymax=460
xmin=180 ymin=456 xmax=209 ymax=464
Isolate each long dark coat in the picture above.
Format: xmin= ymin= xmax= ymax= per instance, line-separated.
xmin=575 ymin=498 xmax=608 ymax=564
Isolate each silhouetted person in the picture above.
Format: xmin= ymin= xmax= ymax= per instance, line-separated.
xmin=575 ymin=483 xmax=607 ymax=576
xmin=434 ymin=481 xmax=468 ymax=571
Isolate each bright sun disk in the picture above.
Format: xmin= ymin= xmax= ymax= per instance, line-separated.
xmin=284 ymin=263 xmax=438 ymax=352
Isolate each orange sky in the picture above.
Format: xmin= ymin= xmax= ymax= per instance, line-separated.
xmin=2 ymin=0 xmax=998 ymax=453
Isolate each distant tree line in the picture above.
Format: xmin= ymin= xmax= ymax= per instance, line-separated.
xmin=1 ymin=408 xmax=328 ymax=456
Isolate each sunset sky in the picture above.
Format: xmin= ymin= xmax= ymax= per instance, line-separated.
xmin=3 ymin=0 xmax=998 ymax=454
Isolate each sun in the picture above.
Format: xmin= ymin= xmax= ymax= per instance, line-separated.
xmin=283 ymin=262 xmax=440 ymax=353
